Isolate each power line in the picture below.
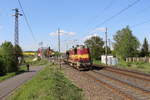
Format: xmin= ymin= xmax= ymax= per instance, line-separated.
xmin=131 ymin=19 xmax=150 ymax=28
xmin=87 ymin=0 xmax=115 ymax=25
xmin=17 ymin=0 xmax=37 ymax=42
xmin=95 ymin=0 xmax=140 ymax=27
xmin=136 ymin=5 xmax=150 ymax=14
xmin=86 ymin=0 xmax=140 ymax=34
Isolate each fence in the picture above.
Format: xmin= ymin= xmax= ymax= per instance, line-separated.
xmin=126 ymin=57 xmax=150 ymax=63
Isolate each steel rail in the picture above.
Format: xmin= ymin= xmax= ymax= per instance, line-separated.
xmin=92 ymin=70 xmax=150 ymax=95
xmin=82 ymin=72 xmax=136 ymax=100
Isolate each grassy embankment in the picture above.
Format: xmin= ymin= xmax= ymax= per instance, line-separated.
xmin=9 ymin=64 xmax=84 ymax=100
xmin=93 ymin=60 xmax=150 ymax=74
xmin=118 ymin=60 xmax=150 ymax=73
xmin=24 ymin=56 xmax=49 ymax=66
xmin=0 ymin=56 xmax=48 ymax=82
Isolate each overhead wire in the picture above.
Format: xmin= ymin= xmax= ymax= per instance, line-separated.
xmin=17 ymin=0 xmax=37 ymax=42
xmin=131 ymin=19 xmax=150 ymax=28
xmin=87 ymin=0 xmax=115 ymax=25
xmin=86 ymin=0 xmax=141 ymax=35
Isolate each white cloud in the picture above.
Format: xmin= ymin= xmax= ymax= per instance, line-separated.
xmin=95 ymin=27 xmax=106 ymax=32
xmin=49 ymin=30 xmax=75 ymax=36
xmin=67 ymin=32 xmax=75 ymax=35
xmin=83 ymin=33 xmax=99 ymax=41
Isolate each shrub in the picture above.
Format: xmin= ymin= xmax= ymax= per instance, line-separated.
xmin=0 ymin=42 xmax=18 ymax=74
xmin=0 ymin=56 xmax=5 ymax=75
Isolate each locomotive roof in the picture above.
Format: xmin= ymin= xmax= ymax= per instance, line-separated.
xmin=69 ymin=45 xmax=88 ymax=50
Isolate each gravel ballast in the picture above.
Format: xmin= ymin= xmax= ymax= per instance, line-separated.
xmin=62 ymin=65 xmax=125 ymax=100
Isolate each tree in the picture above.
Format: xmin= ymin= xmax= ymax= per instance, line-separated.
xmin=84 ymin=36 xmax=104 ymax=60
xmin=0 ymin=42 xmax=18 ymax=73
xmin=14 ymin=45 xmax=23 ymax=64
xmin=0 ymin=53 xmax=5 ymax=75
xmin=113 ymin=26 xmax=140 ymax=59
xmin=104 ymin=46 xmax=111 ymax=54
xmin=140 ymin=38 xmax=149 ymax=57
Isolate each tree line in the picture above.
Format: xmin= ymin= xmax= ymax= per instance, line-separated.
xmin=84 ymin=26 xmax=149 ymax=60
xmin=0 ymin=41 xmax=23 ymax=75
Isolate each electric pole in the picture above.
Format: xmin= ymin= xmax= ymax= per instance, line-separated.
xmin=58 ymin=28 xmax=61 ymax=69
xmin=108 ymin=38 xmax=111 ymax=50
xmin=13 ymin=8 xmax=22 ymax=46
xmin=105 ymin=28 xmax=108 ymax=65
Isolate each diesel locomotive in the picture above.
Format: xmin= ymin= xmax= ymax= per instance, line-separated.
xmin=64 ymin=45 xmax=92 ymax=70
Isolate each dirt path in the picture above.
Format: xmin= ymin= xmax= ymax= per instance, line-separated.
xmin=0 ymin=66 xmax=43 ymax=100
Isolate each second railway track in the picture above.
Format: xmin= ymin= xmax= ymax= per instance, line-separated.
xmin=94 ymin=64 xmax=150 ymax=81
xmin=61 ymin=61 xmax=150 ymax=100
xmin=84 ymin=69 xmax=150 ymax=100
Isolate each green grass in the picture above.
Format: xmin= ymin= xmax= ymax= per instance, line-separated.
xmin=29 ymin=59 xmax=48 ymax=66
xmin=93 ymin=60 xmax=102 ymax=65
xmin=24 ymin=56 xmax=49 ymax=66
xmin=117 ymin=60 xmax=150 ymax=74
xmin=9 ymin=64 xmax=84 ymax=100
xmin=0 ymin=65 xmax=26 ymax=82
xmin=93 ymin=59 xmax=150 ymax=74
xmin=0 ymin=57 xmax=48 ymax=83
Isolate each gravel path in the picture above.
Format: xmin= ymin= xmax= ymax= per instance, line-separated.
xmin=0 ymin=66 xmax=43 ymax=100
xmin=62 ymin=64 xmax=125 ymax=100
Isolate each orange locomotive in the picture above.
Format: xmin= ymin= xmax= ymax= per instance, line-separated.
xmin=65 ymin=45 xmax=92 ymax=70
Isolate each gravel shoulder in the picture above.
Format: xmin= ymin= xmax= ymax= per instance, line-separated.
xmin=62 ymin=64 xmax=125 ymax=100
xmin=0 ymin=66 xmax=43 ymax=100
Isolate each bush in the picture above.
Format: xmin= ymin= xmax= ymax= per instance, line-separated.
xmin=0 ymin=57 xmax=5 ymax=75
xmin=0 ymin=42 xmax=19 ymax=74
xmin=126 ymin=62 xmax=131 ymax=67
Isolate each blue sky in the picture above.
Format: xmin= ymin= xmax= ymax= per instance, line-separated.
xmin=0 ymin=0 xmax=150 ymax=51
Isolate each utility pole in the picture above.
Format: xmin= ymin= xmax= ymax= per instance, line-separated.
xmin=12 ymin=8 xmax=22 ymax=46
xmin=105 ymin=28 xmax=108 ymax=65
xmin=108 ymin=38 xmax=111 ymax=50
xmin=58 ymin=28 xmax=61 ymax=69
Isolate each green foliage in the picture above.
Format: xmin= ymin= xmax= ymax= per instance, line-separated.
xmin=93 ymin=60 xmax=102 ymax=65
xmin=0 ymin=56 xmax=5 ymax=75
xmin=104 ymin=46 xmax=111 ymax=54
xmin=0 ymin=65 xmax=26 ymax=82
xmin=113 ymin=26 xmax=140 ymax=59
xmin=14 ymin=45 xmax=23 ymax=64
xmin=54 ymin=51 xmax=61 ymax=56
xmin=0 ymin=42 xmax=18 ymax=73
xmin=29 ymin=59 xmax=48 ymax=66
xmin=0 ymin=42 xmax=24 ymax=75
xmin=9 ymin=65 xmax=84 ymax=100
xmin=118 ymin=60 xmax=150 ymax=73
xmin=24 ymin=56 xmax=48 ymax=66
xmin=84 ymin=36 xmax=105 ymax=60
xmin=140 ymin=38 xmax=149 ymax=57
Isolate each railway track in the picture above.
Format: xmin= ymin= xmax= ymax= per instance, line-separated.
xmin=83 ymin=70 xmax=150 ymax=100
xmin=82 ymin=72 xmax=135 ymax=100
xmin=62 ymin=61 xmax=150 ymax=100
xmin=84 ymin=64 xmax=150 ymax=100
xmin=94 ymin=64 xmax=150 ymax=81
xmin=67 ymin=63 xmax=150 ymax=100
